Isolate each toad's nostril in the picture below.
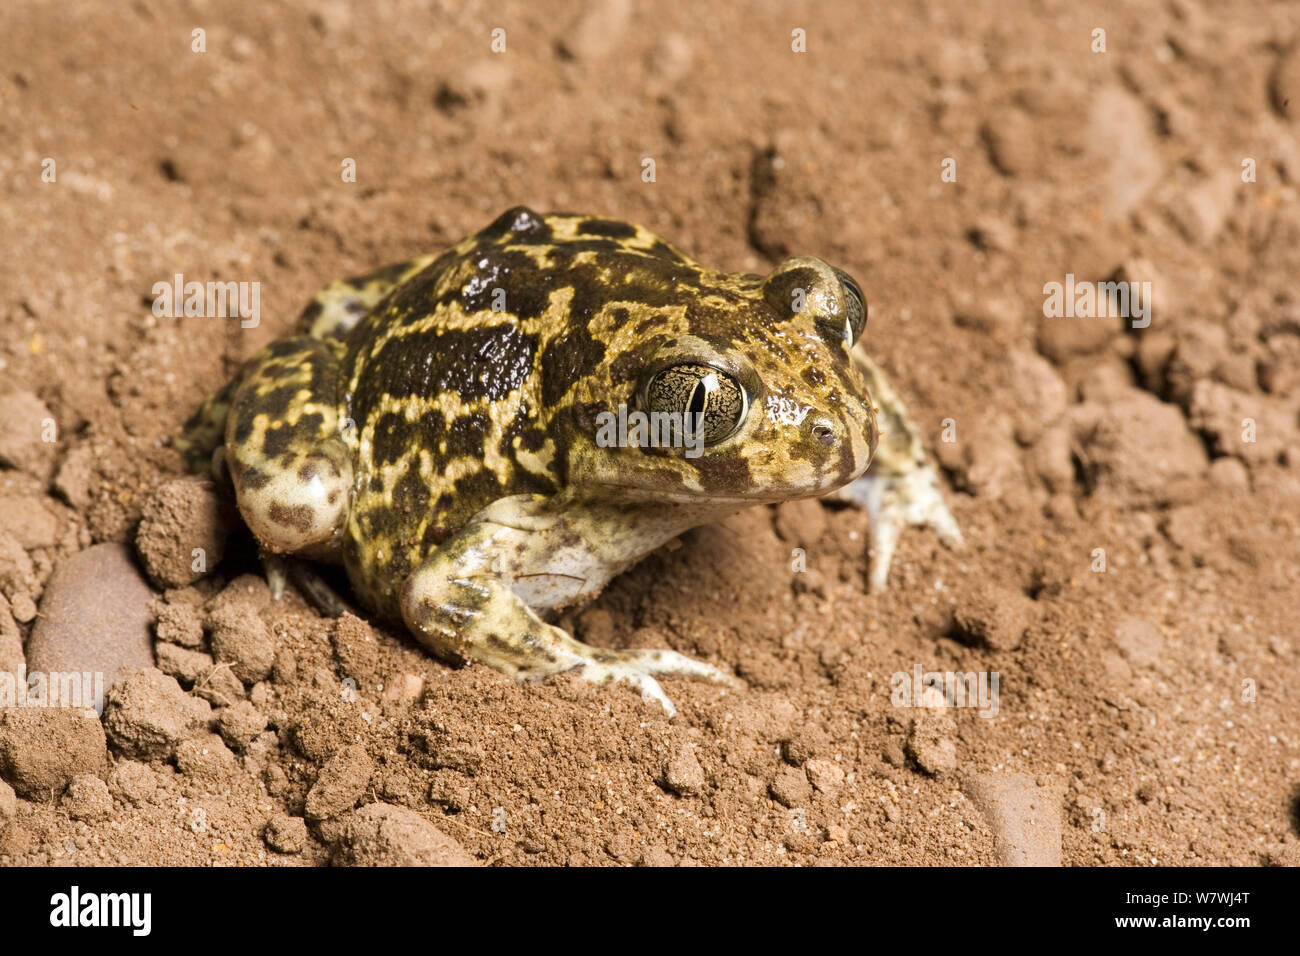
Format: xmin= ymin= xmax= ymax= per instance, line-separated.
xmin=811 ymin=421 xmax=835 ymax=446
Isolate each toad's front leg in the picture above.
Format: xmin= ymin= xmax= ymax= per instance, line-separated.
xmin=827 ymin=345 xmax=963 ymax=591
xmin=400 ymin=495 xmax=739 ymax=716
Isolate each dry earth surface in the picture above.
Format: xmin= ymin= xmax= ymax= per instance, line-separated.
xmin=1 ymin=0 xmax=1298 ymax=866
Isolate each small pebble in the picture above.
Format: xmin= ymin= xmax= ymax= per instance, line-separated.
xmin=556 ymin=0 xmax=631 ymax=61
xmin=907 ymin=709 xmax=958 ymax=776
xmin=963 ymin=773 xmax=1063 ymax=866
xmin=0 ymin=778 xmax=17 ymax=822
xmin=661 ymin=745 xmax=706 ymax=796
xmin=0 ymin=389 xmax=59 ymax=480
xmin=9 ymin=593 xmax=37 ymax=624
xmin=639 ymin=845 xmax=675 ymax=867
xmin=769 ymin=765 xmax=812 ymax=807
xmin=0 ymin=596 xmax=24 ymax=676
xmin=25 ymin=543 xmax=155 ymax=694
xmin=382 ymin=672 xmax=425 ymax=701
xmin=1113 ymin=615 xmax=1164 ymax=668
xmin=0 ymin=495 xmax=62 ymax=549
xmin=53 ymin=444 xmax=96 ymax=511
xmin=0 ymin=533 xmax=39 ymax=609
xmin=805 ymin=759 xmax=845 ymax=796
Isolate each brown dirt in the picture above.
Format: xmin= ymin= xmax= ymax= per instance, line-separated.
xmin=2 ymin=0 xmax=1299 ymax=866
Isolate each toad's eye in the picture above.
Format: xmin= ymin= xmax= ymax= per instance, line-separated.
xmin=643 ymin=363 xmax=749 ymax=446
xmin=830 ymin=268 xmax=867 ymax=347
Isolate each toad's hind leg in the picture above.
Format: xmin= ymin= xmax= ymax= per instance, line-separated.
xmin=175 ymin=377 xmax=239 ymax=476
xmin=225 ymin=336 xmax=353 ymax=560
xmin=827 ymin=345 xmax=963 ymax=591
xmin=177 ymin=254 xmax=436 ymax=472
xmin=297 ymin=254 xmax=437 ymax=341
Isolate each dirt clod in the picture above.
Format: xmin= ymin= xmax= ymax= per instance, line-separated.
xmin=61 ymin=774 xmax=113 ymax=821
xmin=102 ymin=667 xmax=211 ymax=760
xmin=216 ymin=700 xmax=268 ymax=752
xmin=332 ymin=804 xmax=476 ymax=867
xmin=136 ymin=478 xmax=232 ymax=589
xmin=2 ymin=0 xmax=1297 ymax=870
xmin=305 ymin=744 xmax=373 ymax=821
xmin=208 ymin=605 xmax=275 ymax=685
xmin=108 ymin=761 xmax=159 ymax=807
xmin=264 ymin=814 xmax=309 ymax=854
xmin=0 ymin=708 xmax=107 ymax=799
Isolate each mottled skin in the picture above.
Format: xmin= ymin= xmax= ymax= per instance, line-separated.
xmin=178 ymin=207 xmax=960 ymax=714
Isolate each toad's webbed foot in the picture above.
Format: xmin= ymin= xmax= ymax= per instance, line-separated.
xmin=831 ymin=464 xmax=963 ymax=591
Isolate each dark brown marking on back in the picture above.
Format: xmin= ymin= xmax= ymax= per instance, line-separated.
xmin=577 ymin=218 xmax=638 ymax=239
xmin=372 ymin=411 xmax=418 ymax=467
xmin=350 ymin=323 xmax=539 ymax=426
xmin=392 ymin=465 xmax=431 ymax=519
xmin=261 ymin=424 xmax=292 ymax=460
xmin=452 ymin=469 xmax=504 ymax=515
xmin=499 ymin=400 xmax=547 ymax=456
xmin=445 ymin=413 xmax=490 ymax=458
xmin=541 ymin=322 xmax=606 ymax=407
xmin=255 ymin=383 xmax=301 ymax=421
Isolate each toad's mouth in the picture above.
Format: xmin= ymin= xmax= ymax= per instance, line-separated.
xmin=571 ymin=415 xmax=876 ymax=503
xmin=576 ymin=459 xmax=873 ymax=506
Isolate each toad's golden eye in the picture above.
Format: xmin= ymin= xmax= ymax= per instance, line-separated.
xmin=831 ymin=268 xmax=867 ymax=347
xmin=644 ymin=363 xmax=749 ymax=446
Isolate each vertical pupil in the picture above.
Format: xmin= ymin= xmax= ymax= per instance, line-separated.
xmin=688 ymin=380 xmax=708 ymax=418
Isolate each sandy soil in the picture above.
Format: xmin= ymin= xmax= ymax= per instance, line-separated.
xmin=1 ymin=0 xmax=1298 ymax=866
